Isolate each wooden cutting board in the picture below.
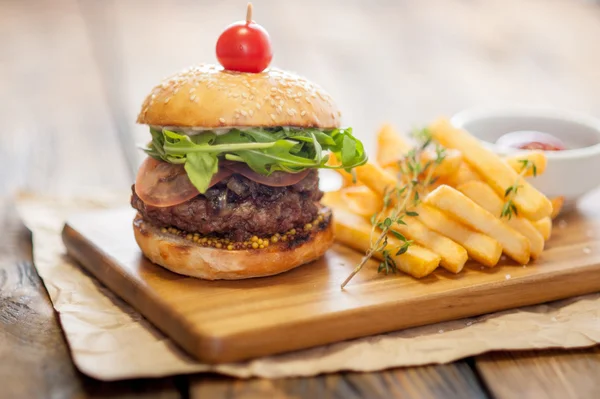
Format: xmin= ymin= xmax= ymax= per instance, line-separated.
xmin=62 ymin=197 xmax=600 ymax=364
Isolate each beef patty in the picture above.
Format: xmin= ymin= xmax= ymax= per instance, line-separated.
xmin=131 ymin=170 xmax=323 ymax=241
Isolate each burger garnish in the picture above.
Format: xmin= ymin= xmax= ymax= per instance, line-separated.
xmin=216 ymin=3 xmax=273 ymax=73
xmin=140 ymin=125 xmax=366 ymax=196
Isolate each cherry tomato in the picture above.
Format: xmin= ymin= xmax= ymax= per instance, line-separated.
xmin=216 ymin=5 xmax=273 ymax=73
xmin=496 ymin=131 xmax=567 ymax=151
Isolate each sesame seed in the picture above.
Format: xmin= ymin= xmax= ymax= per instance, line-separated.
xmin=248 ymin=110 xmax=254 ymax=117
xmin=505 ymin=274 xmax=511 ymax=280
xmin=164 ymin=98 xmax=170 ymax=104
xmin=466 ymin=322 xmax=473 ymax=326
xmin=189 ymin=88 xmax=196 ymax=93
xmin=300 ymin=110 xmax=307 ymax=116
xmin=219 ymin=117 xmax=225 ymax=124
xmin=438 ymin=329 xmax=444 ymax=334
xmin=270 ymin=114 xmax=276 ymax=120
xmin=240 ymin=110 xmax=247 ymax=116
xmin=583 ymin=247 xmax=592 ymax=254
xmin=551 ymin=317 xmax=557 ymax=322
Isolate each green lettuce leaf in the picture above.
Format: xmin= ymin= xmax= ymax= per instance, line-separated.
xmin=143 ymin=126 xmax=367 ymax=193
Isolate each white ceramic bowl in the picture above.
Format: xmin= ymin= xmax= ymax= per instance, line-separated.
xmin=450 ymin=107 xmax=600 ymax=209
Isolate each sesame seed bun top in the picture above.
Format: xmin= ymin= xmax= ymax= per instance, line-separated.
xmin=137 ymin=64 xmax=341 ymax=129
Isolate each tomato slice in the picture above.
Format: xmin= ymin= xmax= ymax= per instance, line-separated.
xmin=135 ymin=158 xmax=311 ymax=207
xmin=135 ymin=157 xmax=233 ymax=207
xmin=226 ymin=162 xmax=310 ymax=186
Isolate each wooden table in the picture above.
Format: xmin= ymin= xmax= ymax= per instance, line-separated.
xmin=2 ymin=0 xmax=600 ymax=397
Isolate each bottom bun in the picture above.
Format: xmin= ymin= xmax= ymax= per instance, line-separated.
xmin=133 ymin=209 xmax=334 ymax=280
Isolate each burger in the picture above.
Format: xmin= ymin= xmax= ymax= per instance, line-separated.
xmin=131 ymin=64 xmax=367 ymax=279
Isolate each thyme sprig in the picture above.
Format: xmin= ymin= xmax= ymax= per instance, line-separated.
xmin=501 ymin=159 xmax=538 ymax=219
xmin=340 ymin=128 xmax=446 ymax=289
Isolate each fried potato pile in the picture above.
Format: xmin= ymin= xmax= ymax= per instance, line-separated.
xmin=324 ymin=119 xmax=564 ymax=280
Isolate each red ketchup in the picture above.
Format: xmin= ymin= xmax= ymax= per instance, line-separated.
xmin=496 ymin=131 xmax=567 ymax=151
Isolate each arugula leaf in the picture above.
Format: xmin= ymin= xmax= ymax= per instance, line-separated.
xmin=184 ymin=152 xmax=218 ymax=194
xmin=143 ymin=126 xmax=368 ymax=193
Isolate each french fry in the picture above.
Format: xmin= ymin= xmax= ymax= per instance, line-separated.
xmin=322 ymin=191 xmax=349 ymax=212
xmin=376 ymin=124 xmax=412 ymax=166
xmin=341 ymin=186 xmax=383 ymax=217
xmin=415 ymin=203 xmax=502 ymax=267
xmin=335 ymin=168 xmax=356 ymax=187
xmin=457 ymin=181 xmax=545 ymax=259
xmin=428 ymin=148 xmax=463 ymax=178
xmin=333 ymin=208 xmax=441 ymax=278
xmin=505 ymin=151 xmax=547 ymax=177
xmin=328 ymin=153 xmax=356 ymax=187
xmin=430 ymin=118 xmax=552 ymax=220
xmin=383 ymin=148 xmax=463 ymax=181
xmin=353 ymin=162 xmax=398 ymax=199
xmin=551 ymin=196 xmax=565 ymax=219
xmin=533 ymin=217 xmax=552 ymax=240
xmin=382 ymin=210 xmax=468 ymax=273
xmin=425 ymin=185 xmax=531 ymax=264
xmin=444 ymin=163 xmax=483 ymax=187
xmin=375 ymin=124 xmax=463 ymax=181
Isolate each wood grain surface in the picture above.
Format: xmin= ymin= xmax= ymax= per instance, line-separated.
xmin=0 ymin=201 xmax=83 ymax=398
xmin=190 ymin=363 xmax=487 ymax=399
xmin=477 ymin=349 xmax=600 ymax=399
xmin=2 ymin=0 xmax=600 ymax=397
xmin=63 ymin=198 xmax=600 ymax=364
